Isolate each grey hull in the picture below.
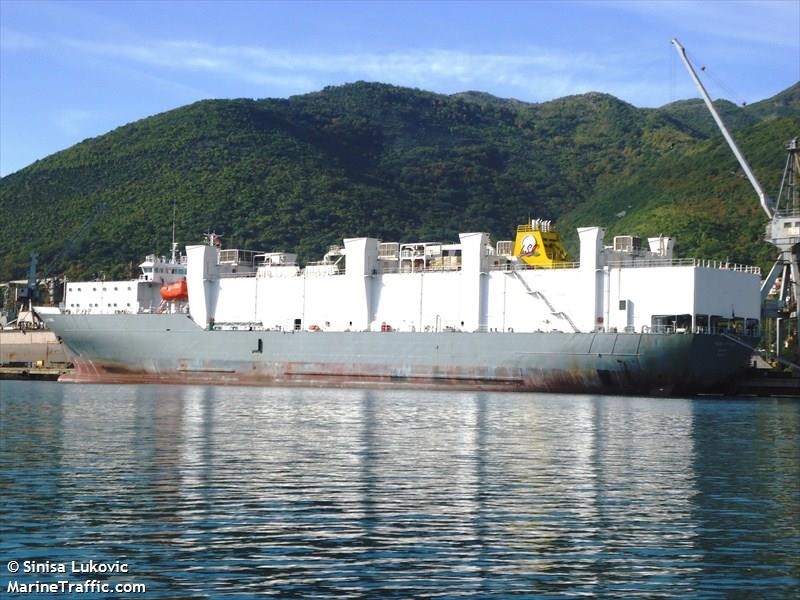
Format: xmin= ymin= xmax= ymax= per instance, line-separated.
xmin=42 ymin=313 xmax=755 ymax=395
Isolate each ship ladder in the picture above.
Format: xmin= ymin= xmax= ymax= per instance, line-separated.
xmin=509 ymin=269 xmax=579 ymax=332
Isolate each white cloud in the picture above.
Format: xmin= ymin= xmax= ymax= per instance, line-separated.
xmin=602 ymin=0 xmax=799 ymax=49
xmin=54 ymin=109 xmax=94 ymax=136
xmin=10 ymin=11 xmax=792 ymax=109
xmin=60 ymin=37 xmax=642 ymax=102
xmin=0 ymin=29 xmax=42 ymax=50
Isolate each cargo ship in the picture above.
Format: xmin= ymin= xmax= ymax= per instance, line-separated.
xmin=37 ymin=220 xmax=762 ymax=395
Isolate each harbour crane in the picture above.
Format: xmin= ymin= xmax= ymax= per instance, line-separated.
xmin=671 ymin=38 xmax=800 ymax=355
xmin=17 ymin=202 xmax=109 ymax=319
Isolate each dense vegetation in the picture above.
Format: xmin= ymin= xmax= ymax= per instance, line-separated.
xmin=1 ymin=81 xmax=798 ymax=281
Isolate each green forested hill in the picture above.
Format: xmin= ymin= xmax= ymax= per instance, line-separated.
xmin=1 ymin=81 xmax=798 ymax=280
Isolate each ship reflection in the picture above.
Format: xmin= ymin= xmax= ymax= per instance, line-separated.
xmin=35 ymin=384 xmax=797 ymax=596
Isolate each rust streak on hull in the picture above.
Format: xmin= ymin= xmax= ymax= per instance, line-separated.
xmin=59 ymin=353 xmax=738 ymax=396
xmin=43 ymin=313 xmax=757 ymax=397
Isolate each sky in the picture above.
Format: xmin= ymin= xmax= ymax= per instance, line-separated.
xmin=1 ymin=0 xmax=798 ymax=176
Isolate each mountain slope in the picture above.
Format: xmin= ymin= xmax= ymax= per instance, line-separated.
xmin=1 ymin=81 xmax=798 ymax=281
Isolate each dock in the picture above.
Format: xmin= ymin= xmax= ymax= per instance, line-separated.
xmin=0 ymin=366 xmax=69 ymax=381
xmin=0 ymin=329 xmax=71 ymax=381
xmin=0 ymin=329 xmax=69 ymax=364
xmin=734 ymin=369 xmax=800 ymax=397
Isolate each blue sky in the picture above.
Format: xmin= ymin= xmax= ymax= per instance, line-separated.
xmin=1 ymin=0 xmax=798 ymax=176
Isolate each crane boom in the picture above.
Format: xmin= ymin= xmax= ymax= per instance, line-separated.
xmin=18 ymin=202 xmax=109 ymax=309
xmin=670 ymin=38 xmax=773 ymax=219
xmin=39 ymin=202 xmax=108 ymax=282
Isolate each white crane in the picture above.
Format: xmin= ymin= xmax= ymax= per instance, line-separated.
xmin=671 ymin=38 xmax=799 ymax=354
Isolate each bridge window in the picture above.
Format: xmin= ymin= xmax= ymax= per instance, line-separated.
xmin=710 ymin=316 xmax=745 ymax=334
xmin=695 ymin=314 xmax=708 ymax=333
xmin=651 ymin=314 xmax=691 ymax=333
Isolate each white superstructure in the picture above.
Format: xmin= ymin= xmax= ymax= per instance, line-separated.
xmin=64 ymin=251 xmax=187 ymax=314
xmin=63 ymin=222 xmax=761 ymax=337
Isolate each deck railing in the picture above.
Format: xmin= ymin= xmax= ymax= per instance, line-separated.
xmin=490 ymin=262 xmax=580 ymax=272
xmin=211 ymin=256 xmax=760 ymax=276
xmin=605 ymin=257 xmax=761 ymax=274
xmin=648 ymin=323 xmax=761 ymax=337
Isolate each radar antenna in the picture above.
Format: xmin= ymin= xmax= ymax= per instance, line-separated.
xmin=671 ymin=38 xmax=799 ymax=355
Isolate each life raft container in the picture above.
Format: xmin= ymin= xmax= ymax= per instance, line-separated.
xmin=160 ymin=278 xmax=188 ymax=301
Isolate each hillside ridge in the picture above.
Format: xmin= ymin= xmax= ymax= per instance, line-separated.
xmin=1 ymin=81 xmax=798 ymax=280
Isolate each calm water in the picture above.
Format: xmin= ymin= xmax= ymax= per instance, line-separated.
xmin=0 ymin=381 xmax=798 ymax=598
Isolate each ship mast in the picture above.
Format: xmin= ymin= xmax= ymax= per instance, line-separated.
xmin=671 ymin=38 xmax=800 ymax=355
xmin=170 ymin=198 xmax=178 ymax=264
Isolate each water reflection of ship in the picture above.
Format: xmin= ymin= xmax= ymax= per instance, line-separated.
xmin=40 ymin=386 xmax=798 ymax=593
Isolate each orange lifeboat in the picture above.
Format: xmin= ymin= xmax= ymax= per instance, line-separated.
xmin=160 ymin=278 xmax=188 ymax=301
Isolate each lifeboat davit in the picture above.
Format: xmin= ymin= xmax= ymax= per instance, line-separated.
xmin=160 ymin=278 xmax=188 ymax=301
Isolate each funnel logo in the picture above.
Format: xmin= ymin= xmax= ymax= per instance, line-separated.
xmin=520 ymin=234 xmax=540 ymax=257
